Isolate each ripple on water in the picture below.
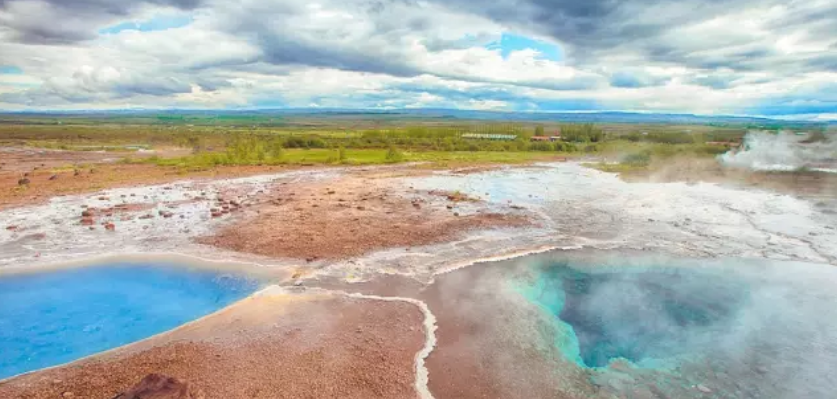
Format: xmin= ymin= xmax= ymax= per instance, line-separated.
xmin=0 ymin=262 xmax=259 ymax=380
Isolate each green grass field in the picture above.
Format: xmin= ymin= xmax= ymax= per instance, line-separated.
xmin=134 ymin=148 xmax=561 ymax=170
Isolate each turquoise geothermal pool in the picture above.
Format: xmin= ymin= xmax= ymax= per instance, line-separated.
xmin=520 ymin=255 xmax=837 ymax=398
xmin=0 ymin=262 xmax=259 ymax=380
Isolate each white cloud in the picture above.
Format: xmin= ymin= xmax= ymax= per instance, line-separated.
xmin=0 ymin=0 xmax=835 ymax=118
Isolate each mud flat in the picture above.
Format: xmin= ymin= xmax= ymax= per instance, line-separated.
xmin=3 ymin=161 xmax=837 ymax=398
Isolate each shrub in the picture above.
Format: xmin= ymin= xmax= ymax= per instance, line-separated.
xmin=385 ymin=146 xmax=405 ymax=163
xmin=622 ymin=151 xmax=651 ymax=167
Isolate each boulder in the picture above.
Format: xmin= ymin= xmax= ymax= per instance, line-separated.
xmin=112 ymin=373 xmax=204 ymax=399
xmin=18 ymin=178 xmax=30 ymax=186
xmin=49 ymin=174 xmax=59 ymax=180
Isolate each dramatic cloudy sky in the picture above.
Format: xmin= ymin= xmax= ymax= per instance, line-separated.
xmin=1 ymin=0 xmax=836 ymax=118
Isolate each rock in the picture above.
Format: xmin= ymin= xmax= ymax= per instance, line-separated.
xmin=61 ymin=391 xmax=74 ymax=398
xmin=98 ymin=196 xmax=109 ymax=201
xmin=49 ymin=174 xmax=58 ymax=180
xmin=453 ymin=212 xmax=460 ymax=217
xmin=696 ymin=384 xmax=712 ymax=394
xmin=104 ymin=222 xmax=116 ymax=231
xmin=29 ymin=233 xmax=46 ymax=240
xmin=18 ymin=178 xmax=30 ymax=185
xmin=113 ymin=373 xmax=205 ymax=399
xmin=211 ymin=211 xmax=222 ymax=218
xmin=139 ymin=214 xmax=154 ymax=220
xmin=81 ymin=217 xmax=95 ymax=226
xmin=293 ymin=280 xmax=304 ymax=287
xmin=356 ymin=206 xmax=365 ymax=211
xmin=82 ymin=210 xmax=94 ymax=217
xmin=5 ymin=225 xmax=17 ymax=231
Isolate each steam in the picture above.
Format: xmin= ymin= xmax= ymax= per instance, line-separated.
xmin=543 ymin=257 xmax=837 ymax=399
xmin=719 ymin=131 xmax=837 ymax=173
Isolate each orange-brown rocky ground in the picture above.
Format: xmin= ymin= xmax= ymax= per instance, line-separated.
xmin=197 ymin=171 xmax=530 ymax=260
xmin=0 ymin=290 xmax=425 ymax=399
xmin=0 ymin=163 xmax=302 ymax=211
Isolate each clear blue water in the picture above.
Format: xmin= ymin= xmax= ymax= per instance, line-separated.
xmin=541 ymin=265 xmax=748 ymax=368
xmin=521 ymin=255 xmax=837 ymax=398
xmin=0 ymin=263 xmax=259 ymax=380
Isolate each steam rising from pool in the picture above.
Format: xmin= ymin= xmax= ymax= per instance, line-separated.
xmin=0 ymin=262 xmax=259 ymax=380
xmin=719 ymin=131 xmax=837 ymax=173
xmin=521 ymin=255 xmax=837 ymax=398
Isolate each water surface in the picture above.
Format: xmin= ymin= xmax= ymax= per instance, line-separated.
xmin=519 ymin=254 xmax=837 ymax=398
xmin=0 ymin=262 xmax=259 ymax=380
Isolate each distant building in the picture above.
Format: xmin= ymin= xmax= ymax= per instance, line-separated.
xmin=531 ymin=136 xmax=562 ymax=142
xmin=461 ymin=133 xmax=517 ymax=141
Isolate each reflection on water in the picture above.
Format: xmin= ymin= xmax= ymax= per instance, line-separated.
xmin=0 ymin=262 xmax=259 ymax=379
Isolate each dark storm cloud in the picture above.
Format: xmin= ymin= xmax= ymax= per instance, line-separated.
xmin=0 ymin=0 xmax=205 ymax=43
xmin=432 ymin=0 xmax=717 ymax=52
xmin=432 ymin=0 xmax=836 ymax=72
xmin=259 ymin=39 xmax=421 ymax=78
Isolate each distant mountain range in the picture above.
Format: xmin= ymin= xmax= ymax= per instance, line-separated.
xmin=1 ymin=108 xmax=832 ymax=126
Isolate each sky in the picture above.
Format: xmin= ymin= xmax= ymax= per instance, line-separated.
xmin=0 ymin=0 xmax=836 ymax=119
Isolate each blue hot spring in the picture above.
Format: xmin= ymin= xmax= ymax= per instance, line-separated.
xmin=0 ymin=262 xmax=259 ymax=380
xmin=545 ymin=265 xmax=748 ymax=368
xmin=521 ymin=255 xmax=837 ymax=398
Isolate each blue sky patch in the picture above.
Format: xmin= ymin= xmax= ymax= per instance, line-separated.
xmin=99 ymin=15 xmax=193 ymax=35
xmin=486 ymin=33 xmax=562 ymax=61
xmin=0 ymin=65 xmax=23 ymax=75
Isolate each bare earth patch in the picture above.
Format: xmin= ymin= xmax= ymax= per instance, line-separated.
xmin=0 ymin=163 xmax=303 ymax=211
xmin=197 ymin=173 xmax=530 ymax=260
xmin=0 ymin=290 xmax=425 ymax=399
